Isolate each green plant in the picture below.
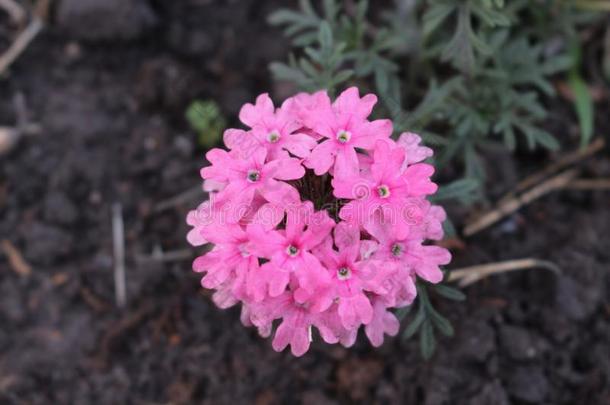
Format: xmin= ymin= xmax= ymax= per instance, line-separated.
xmin=269 ymin=0 xmax=605 ymax=184
xmin=185 ymin=100 xmax=226 ymax=148
xmin=397 ymin=277 xmax=466 ymax=359
xmin=270 ymin=21 xmax=354 ymax=95
xmin=421 ymin=0 xmax=512 ymax=73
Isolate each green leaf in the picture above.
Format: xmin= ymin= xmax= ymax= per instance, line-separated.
xmin=374 ymin=67 xmax=389 ymax=95
xmin=418 ymin=131 xmax=449 ymax=146
xmin=431 ymin=178 xmax=481 ymax=202
xmin=356 ymin=0 xmax=368 ymax=21
xmin=464 ymin=143 xmax=486 ymax=181
xmin=495 ymin=116 xmax=517 ymax=150
xmin=429 ymin=309 xmax=455 ymax=337
xmin=433 ymin=284 xmax=467 ymax=301
xmin=423 ymin=4 xmax=455 ymax=37
xmin=420 ymin=320 xmax=436 ymax=360
xmin=472 ymin=3 xmax=511 ymax=27
xmin=401 ymin=78 xmax=461 ymax=130
xmin=416 ymin=281 xmax=431 ymax=307
xmin=293 ymin=32 xmax=319 ymax=47
xmin=299 ymin=0 xmax=315 ymax=16
xmin=442 ymin=217 xmax=457 ymax=238
xmin=468 ymin=30 xmax=493 ymax=55
xmin=568 ymin=71 xmax=594 ymax=148
xmin=319 ymin=21 xmax=333 ymax=51
xmin=394 ymin=305 xmax=412 ymax=321
xmin=442 ymin=5 xmax=476 ymax=72
xmin=402 ymin=305 xmax=426 ymax=341
xmin=299 ymin=57 xmax=319 ymax=78
xmin=534 ymin=128 xmax=561 ymax=150
xmin=322 ymin=0 xmax=338 ymax=21
xmin=268 ymin=10 xmax=308 ymax=25
xmin=269 ymin=62 xmax=309 ymax=83
xmin=540 ymin=54 xmax=572 ymax=76
xmin=567 ymin=39 xmax=594 ymax=148
xmin=303 ymin=47 xmax=323 ymax=63
xmin=330 ymin=69 xmax=354 ymax=86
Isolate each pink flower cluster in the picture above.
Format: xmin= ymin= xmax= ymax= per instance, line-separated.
xmin=187 ymin=87 xmax=451 ymax=356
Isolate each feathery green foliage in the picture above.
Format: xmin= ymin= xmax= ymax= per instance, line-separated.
xmin=397 ymin=277 xmax=465 ymax=359
xmin=269 ymin=0 xmax=604 ymax=185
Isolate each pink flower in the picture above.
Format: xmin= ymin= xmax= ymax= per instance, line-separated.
xmin=201 ymin=148 xmax=304 ymax=222
xmin=187 ymin=87 xmax=453 ymax=356
xmin=248 ymin=292 xmax=343 ymax=357
xmin=411 ymin=204 xmax=447 ymax=241
xmin=303 ymin=87 xmax=393 ymax=177
xmin=365 ymin=296 xmax=401 ymax=347
xmin=224 ymin=93 xmax=317 ymax=159
xmin=334 ymin=139 xmax=438 ymax=237
xmin=396 ymin=132 xmax=433 ymax=168
xmin=247 ymin=201 xmax=334 ymax=292
xmin=192 ymin=223 xmax=253 ymax=292
xmin=311 ymin=222 xmax=394 ymax=329
xmin=186 ymin=201 xmax=213 ymax=246
xmin=364 ymin=211 xmax=452 ymax=284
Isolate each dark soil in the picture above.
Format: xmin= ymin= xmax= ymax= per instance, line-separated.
xmin=1 ymin=1 xmax=609 ymax=404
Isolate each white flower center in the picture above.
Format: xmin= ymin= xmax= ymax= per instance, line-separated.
xmin=239 ymin=243 xmax=250 ymax=258
xmin=336 ymin=130 xmax=351 ymax=143
xmin=377 ymin=184 xmax=390 ymax=198
xmin=267 ymin=130 xmax=281 ymax=143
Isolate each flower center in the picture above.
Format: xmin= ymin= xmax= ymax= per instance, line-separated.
xmin=336 ymin=130 xmax=351 ymax=143
xmin=377 ymin=184 xmax=391 ymax=198
xmin=337 ymin=266 xmax=352 ymax=280
xmin=391 ymin=243 xmax=403 ymax=257
xmin=286 ymin=245 xmax=299 ymax=257
xmin=267 ymin=130 xmax=281 ymax=143
xmin=247 ymin=170 xmax=260 ymax=183
xmin=238 ymin=243 xmax=250 ymax=258
xmin=294 ymin=300 xmax=309 ymax=309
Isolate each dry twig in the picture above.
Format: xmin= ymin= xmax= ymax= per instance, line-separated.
xmin=0 ymin=0 xmax=26 ymax=24
xmin=0 ymin=0 xmax=50 ymax=75
xmin=1 ymin=239 xmax=31 ymax=276
xmin=0 ymin=17 xmax=43 ymax=75
xmin=464 ymin=169 xmax=580 ymax=236
xmin=112 ymin=203 xmax=127 ymax=308
xmin=499 ymin=137 xmax=605 ymax=203
xmin=448 ymin=258 xmax=560 ymax=287
xmin=464 ymin=138 xmax=605 ymax=237
xmin=565 ymin=178 xmax=610 ymax=190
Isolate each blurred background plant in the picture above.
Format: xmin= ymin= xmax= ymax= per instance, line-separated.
xmin=268 ymin=0 xmax=609 ymax=358
xmin=186 ymin=100 xmax=226 ymax=149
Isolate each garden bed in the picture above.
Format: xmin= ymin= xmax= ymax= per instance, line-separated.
xmin=0 ymin=1 xmax=609 ymax=403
